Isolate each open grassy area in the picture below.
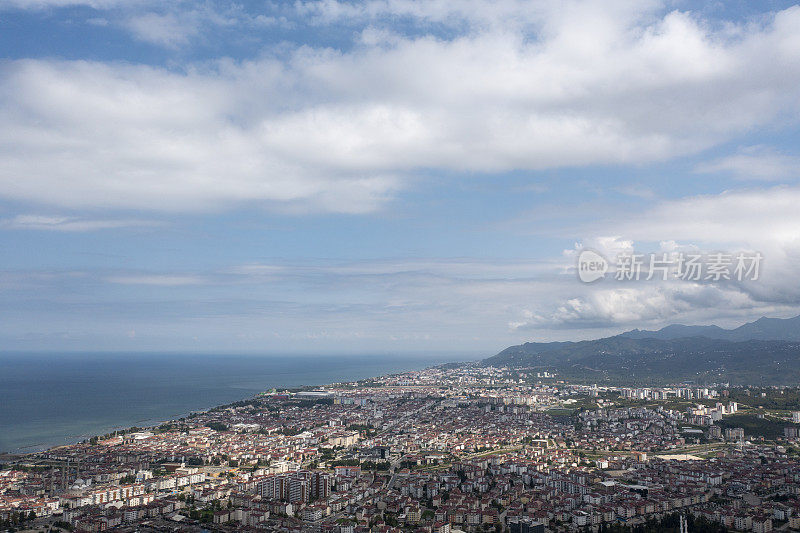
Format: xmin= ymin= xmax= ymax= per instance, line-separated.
xmin=727 ymin=388 xmax=800 ymax=411
xmin=717 ymin=414 xmax=799 ymax=440
xmin=544 ymin=407 xmax=576 ymax=416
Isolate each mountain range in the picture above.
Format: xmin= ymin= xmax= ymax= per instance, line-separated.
xmin=482 ymin=315 xmax=800 ymax=385
xmin=619 ymin=315 xmax=800 ymax=342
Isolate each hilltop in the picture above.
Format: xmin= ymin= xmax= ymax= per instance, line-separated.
xmin=483 ymin=315 xmax=800 ymax=385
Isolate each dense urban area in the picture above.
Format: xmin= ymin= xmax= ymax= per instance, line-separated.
xmin=3 ymin=365 xmax=800 ymax=533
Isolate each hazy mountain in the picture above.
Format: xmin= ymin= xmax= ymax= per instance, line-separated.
xmin=620 ymin=324 xmax=730 ymax=340
xmin=482 ymin=315 xmax=800 ymax=385
xmin=620 ymin=315 xmax=800 ymax=341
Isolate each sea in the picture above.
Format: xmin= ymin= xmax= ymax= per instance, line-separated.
xmin=0 ymin=352 xmax=472 ymax=454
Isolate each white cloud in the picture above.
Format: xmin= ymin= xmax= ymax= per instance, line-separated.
xmin=123 ymin=12 xmax=200 ymax=48
xmin=0 ymin=4 xmax=799 ymax=213
xmin=533 ymin=184 xmax=800 ymax=332
xmin=0 ymin=214 xmax=157 ymax=231
xmin=509 ymin=282 xmax=763 ymax=330
xmin=606 ymin=185 xmax=800 ymax=245
xmin=294 ymin=0 xmax=660 ymax=30
xmin=121 ymin=4 xmax=243 ymax=48
xmin=565 ymin=236 xmax=634 ymax=263
xmin=6 ymin=248 xmax=800 ymax=350
xmin=219 ymin=255 xmax=800 ymax=338
xmin=1 ymin=0 xmax=150 ymax=8
xmin=696 ymin=145 xmax=800 ymax=181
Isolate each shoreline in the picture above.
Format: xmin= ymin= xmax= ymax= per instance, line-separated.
xmin=1 ymin=354 xmax=461 ymax=456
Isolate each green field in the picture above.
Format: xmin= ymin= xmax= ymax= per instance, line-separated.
xmin=717 ymin=414 xmax=799 ymax=440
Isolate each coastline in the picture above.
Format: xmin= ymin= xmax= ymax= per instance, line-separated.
xmin=0 ymin=352 xmax=471 ymax=454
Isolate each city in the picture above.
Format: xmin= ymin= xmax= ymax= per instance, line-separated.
xmin=3 ymin=366 xmax=800 ymax=532
xmin=4 ymin=2 xmax=800 ymax=533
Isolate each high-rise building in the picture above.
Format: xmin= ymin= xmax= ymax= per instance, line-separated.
xmin=312 ymin=471 xmax=331 ymax=500
xmin=724 ymin=427 xmax=745 ymax=441
xmin=257 ymin=470 xmax=331 ymax=503
xmin=287 ymin=476 xmax=308 ymax=503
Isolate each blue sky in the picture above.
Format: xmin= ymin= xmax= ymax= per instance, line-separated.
xmin=2 ymin=0 xmax=800 ymax=354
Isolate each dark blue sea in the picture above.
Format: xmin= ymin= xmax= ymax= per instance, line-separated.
xmin=0 ymin=352 xmax=471 ymax=453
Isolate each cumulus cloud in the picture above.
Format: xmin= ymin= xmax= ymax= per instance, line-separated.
xmin=4 ymin=1 xmax=800 ymax=350
xmin=509 ymin=282 xmax=769 ymax=331
xmin=525 ymin=184 xmax=800 ymax=332
xmin=0 ymin=3 xmax=799 ymax=213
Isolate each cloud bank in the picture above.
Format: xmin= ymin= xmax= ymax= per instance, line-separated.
xmin=1 ymin=2 xmax=800 ymax=214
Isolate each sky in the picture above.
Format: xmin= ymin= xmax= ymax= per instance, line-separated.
xmin=1 ymin=0 xmax=800 ymax=355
